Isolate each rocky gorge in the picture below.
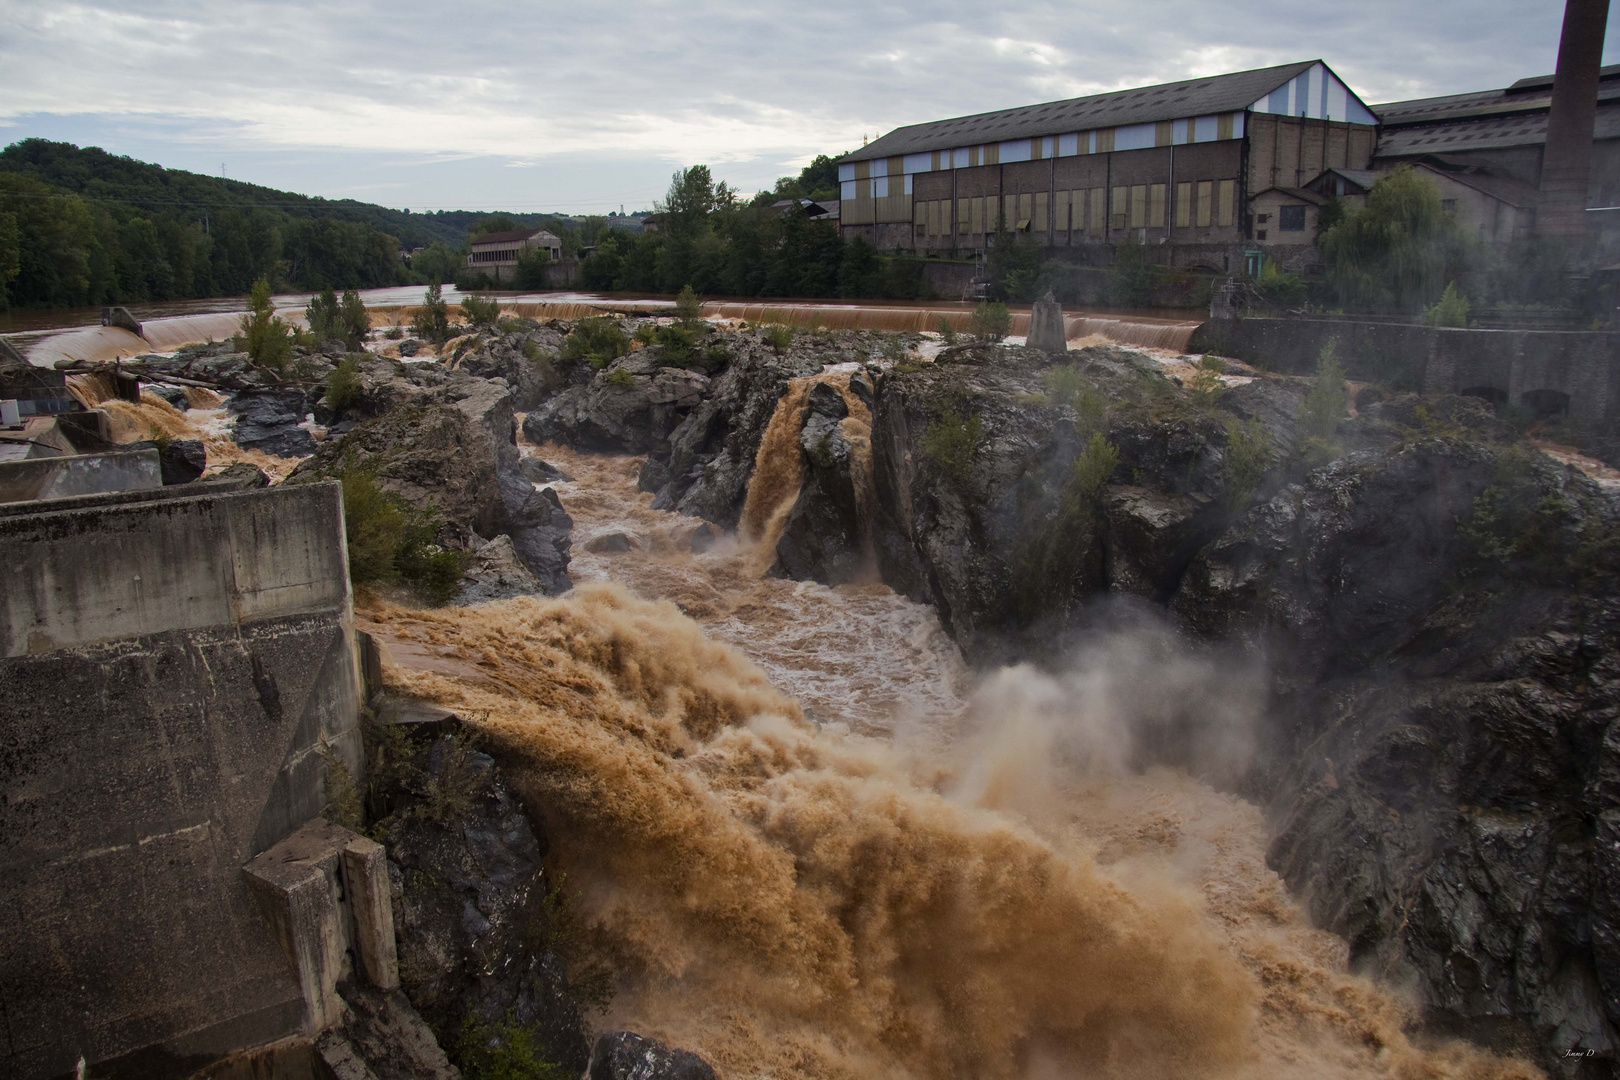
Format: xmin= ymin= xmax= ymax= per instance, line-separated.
xmin=88 ymin=309 xmax=1620 ymax=1078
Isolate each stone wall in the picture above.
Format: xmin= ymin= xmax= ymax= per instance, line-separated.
xmin=0 ymin=481 xmax=366 ymax=1080
xmin=1193 ymin=316 xmax=1620 ymax=422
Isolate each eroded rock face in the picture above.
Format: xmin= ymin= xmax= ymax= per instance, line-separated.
xmin=227 ymin=389 xmax=316 ymax=457
xmin=866 ymin=343 xmax=1620 ymax=1074
xmin=524 ymin=358 xmax=711 ymax=455
xmin=774 ymin=380 xmax=867 ymax=584
xmin=386 ymin=733 xmax=591 ymax=1075
xmin=587 ymin=1031 xmax=717 ymax=1080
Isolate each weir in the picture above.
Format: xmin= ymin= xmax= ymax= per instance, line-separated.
xmin=15 ymin=298 xmax=1200 ymax=369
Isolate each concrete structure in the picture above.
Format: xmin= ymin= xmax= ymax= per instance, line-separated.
xmin=0 ymin=480 xmax=372 ymax=1080
xmin=839 ymin=60 xmax=1379 ymax=274
xmin=0 ymin=447 xmax=161 ymax=502
xmin=1026 ymin=292 xmax=1068 ymax=353
xmin=1537 ymin=0 xmax=1610 ymax=237
xmin=467 ymin=228 xmax=563 ymax=284
xmin=1192 ymin=316 xmax=1620 ymax=422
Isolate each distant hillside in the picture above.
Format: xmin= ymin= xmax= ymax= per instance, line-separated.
xmin=0 ymin=139 xmax=584 ymax=308
xmin=0 ymin=139 xmax=567 ymax=250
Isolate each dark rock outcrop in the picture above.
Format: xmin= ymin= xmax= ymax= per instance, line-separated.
xmin=125 ymin=438 xmax=206 ymax=485
xmin=457 ymin=328 xmax=569 ymax=410
xmin=523 ymin=356 xmax=710 ymax=454
xmin=384 ymin=730 xmax=592 ymax=1075
xmin=227 ymin=389 xmax=316 ymax=457
xmin=774 ymin=381 xmax=868 ymax=584
xmin=587 ymin=1031 xmax=717 ymax=1080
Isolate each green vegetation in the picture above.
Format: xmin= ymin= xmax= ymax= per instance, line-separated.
xmin=236 ymin=277 xmax=293 ymax=374
xmin=1256 ymin=261 xmax=1307 ymax=308
xmin=969 ymin=301 xmax=1011 ymax=342
xmin=674 ymin=283 xmax=703 ymax=326
xmin=453 ymin=1015 xmax=570 ymax=1080
xmin=306 ymin=286 xmax=371 ymax=349
xmin=324 ymin=357 xmax=363 ymax=412
xmin=936 ymin=317 xmax=958 ymax=345
xmin=1223 ymin=416 xmax=1273 ymax=512
xmin=411 ymin=283 xmax=452 ymax=344
xmin=922 ymin=407 xmax=983 ymax=486
xmin=987 ymin=226 xmax=1047 ymax=302
xmin=560 ymin=316 xmax=630 ymax=369
xmin=1296 ymin=341 xmax=1349 ymax=465
xmin=1319 ymin=167 xmax=1470 ymax=314
xmin=460 ymin=293 xmax=501 ymax=331
xmin=1458 ymin=445 xmax=1619 ymax=586
xmin=1107 ymin=240 xmax=1157 ymax=307
xmin=1422 ymin=281 xmax=1471 ymax=327
xmin=337 ymin=464 xmax=466 ymax=604
xmin=1187 ymin=355 xmax=1227 ymax=407
xmin=1042 ymin=365 xmax=1107 ymax=435
xmin=1069 ymin=432 xmax=1119 ymax=501
xmin=604 ymin=367 xmax=635 ymax=388
xmin=763 ymin=323 xmax=794 ymax=354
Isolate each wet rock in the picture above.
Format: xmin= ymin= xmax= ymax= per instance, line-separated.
xmin=321 ymin=981 xmax=459 ymax=1080
xmin=148 ymin=385 xmax=189 ymax=411
xmin=523 ymin=364 xmax=710 ymax=455
xmin=227 ymin=389 xmax=316 ymax=457
xmin=520 ymin=457 xmax=573 ymax=484
xmin=458 ymin=534 xmax=543 ymax=604
xmin=689 ymin=522 xmax=717 ymax=554
xmin=500 ymin=469 xmax=574 ymax=595
xmin=587 ymin=1031 xmax=717 ymax=1080
xmin=398 ymin=339 xmax=421 ymax=358
xmin=1102 ymin=486 xmax=1214 ymax=602
xmin=458 ymin=329 xmax=568 ymax=410
xmin=210 ymin=461 xmax=269 ymax=488
xmin=584 ymin=530 xmax=638 ymax=554
xmin=774 ymin=383 xmax=867 ymax=584
xmin=385 ymin=731 xmax=591 ymax=1074
xmin=637 ymin=458 xmax=669 ymax=494
xmin=125 ymin=438 xmax=207 ymax=485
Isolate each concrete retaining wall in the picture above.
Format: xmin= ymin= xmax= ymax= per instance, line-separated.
xmin=0 ymin=448 xmax=162 ymax=504
xmin=0 ymin=482 xmax=365 ymax=1080
xmin=1194 ymin=316 xmax=1620 ymax=421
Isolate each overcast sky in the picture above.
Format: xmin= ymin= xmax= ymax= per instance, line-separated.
xmin=1 ymin=0 xmax=1613 ymax=213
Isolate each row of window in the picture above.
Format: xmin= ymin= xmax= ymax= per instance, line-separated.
xmin=469 ymin=248 xmax=558 ymax=264
xmin=913 ymin=180 xmax=1237 ymax=238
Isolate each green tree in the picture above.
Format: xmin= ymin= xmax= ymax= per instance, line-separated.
xmin=1297 ymin=340 xmax=1349 ymax=464
xmin=306 ymin=286 xmax=343 ymax=343
xmin=339 ymin=288 xmax=371 ymax=347
xmin=411 ymin=282 xmax=451 ymax=344
xmin=988 ymin=226 xmax=1046 ymax=302
xmin=412 ymin=241 xmax=461 ymax=285
xmin=1319 ymin=166 xmax=1471 ymax=313
xmin=1107 ymin=239 xmax=1156 ymax=306
xmin=969 ymin=301 xmax=1011 ymax=342
xmin=237 ymin=276 xmax=293 ymax=374
xmin=460 ymin=293 xmax=501 ymax=331
xmin=1422 ymin=281 xmax=1470 ymax=327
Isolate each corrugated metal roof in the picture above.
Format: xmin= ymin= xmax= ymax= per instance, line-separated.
xmin=1375 ymin=103 xmax=1620 ymax=157
xmin=843 ymin=60 xmax=1318 ymax=163
xmin=1507 ymin=63 xmax=1620 ymax=93
xmin=469 ymin=228 xmax=557 ymax=246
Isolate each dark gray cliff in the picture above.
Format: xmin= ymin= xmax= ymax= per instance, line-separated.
xmin=861 ymin=344 xmax=1620 ymax=1076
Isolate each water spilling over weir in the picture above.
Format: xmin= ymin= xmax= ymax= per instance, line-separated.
xmin=355 ymin=405 xmax=1542 ymax=1078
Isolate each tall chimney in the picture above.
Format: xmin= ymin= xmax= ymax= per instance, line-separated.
xmin=1535 ymin=0 xmax=1609 ymax=237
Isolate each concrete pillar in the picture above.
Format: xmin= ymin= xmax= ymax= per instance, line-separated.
xmin=1027 ymin=291 xmax=1068 ymax=353
xmin=244 ymin=818 xmax=400 ymax=1034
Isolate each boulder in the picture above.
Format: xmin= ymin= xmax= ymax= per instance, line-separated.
xmin=210 ymin=461 xmax=270 ymax=488
xmin=1102 ymin=486 xmax=1215 ymax=602
xmin=227 ymin=389 xmax=315 ymax=457
xmin=636 ymin=458 xmax=669 ymax=494
xmin=457 ymin=535 xmax=544 ymax=604
xmin=587 ymin=1032 xmax=716 ymax=1080
xmin=126 ymin=438 xmax=207 ymax=485
xmin=523 ymin=365 xmax=710 ymax=455
xmin=584 ymin=531 xmax=638 ymax=554
xmin=520 ymin=457 xmax=574 ymax=484
xmin=147 ymin=385 xmax=189 ymax=411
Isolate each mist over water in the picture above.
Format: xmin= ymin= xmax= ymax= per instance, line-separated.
xmin=358 ymin=420 xmax=1543 ymax=1079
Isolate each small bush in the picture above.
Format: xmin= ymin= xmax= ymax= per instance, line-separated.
xmin=937 ymin=317 xmax=958 ymax=345
xmin=237 ymin=276 xmax=294 ymax=374
xmin=880 ymin=334 xmax=906 ymax=361
xmin=384 ymin=325 xmax=405 ymax=340
xmin=339 ymin=288 xmax=371 ymax=347
xmin=1297 ymin=340 xmax=1349 ymax=465
xmin=764 ymin=324 xmax=794 ymax=355
xmin=1257 ymin=261 xmax=1308 ymax=308
xmin=453 ymin=1013 xmax=570 ymax=1080
xmin=1069 ymin=432 xmax=1120 ymax=501
xmin=604 ymin=368 xmax=635 ymax=388
xmin=1187 ymin=366 xmax=1226 ymax=407
xmin=632 ymin=322 xmax=658 ymax=345
xmin=1223 ymin=416 xmax=1273 ymax=512
xmin=923 ymin=407 xmax=983 ymax=486
xmin=560 ymin=316 xmax=629 ymax=368
xmin=305 ymin=287 xmax=343 ymax=344
xmin=336 ymin=464 xmax=466 ymax=604
xmin=325 ymin=357 xmax=363 ymax=412
xmin=674 ymin=283 xmax=703 ymax=327
xmin=411 ymin=283 xmax=452 ymax=345
xmin=1423 ymin=281 xmax=1471 ymax=327
xmin=460 ymin=293 xmax=501 ymax=331
xmin=969 ymin=301 xmax=1012 ymax=342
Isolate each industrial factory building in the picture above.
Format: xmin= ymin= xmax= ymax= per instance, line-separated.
xmin=838 ymin=60 xmax=1380 ymax=273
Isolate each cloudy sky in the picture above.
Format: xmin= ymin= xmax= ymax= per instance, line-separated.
xmin=1 ymin=0 xmax=1613 ymax=213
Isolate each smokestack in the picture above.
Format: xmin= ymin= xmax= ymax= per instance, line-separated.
xmin=1535 ymin=0 xmax=1609 ymax=238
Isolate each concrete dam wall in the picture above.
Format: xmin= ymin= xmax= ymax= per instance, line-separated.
xmin=1194 ymin=316 xmax=1620 ymax=421
xmin=0 ymin=481 xmax=367 ymax=1080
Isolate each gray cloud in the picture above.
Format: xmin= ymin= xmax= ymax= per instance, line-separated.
xmin=0 ymin=0 xmax=1611 ymax=210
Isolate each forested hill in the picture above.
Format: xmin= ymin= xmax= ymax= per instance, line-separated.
xmin=0 ymin=139 xmax=567 ymax=309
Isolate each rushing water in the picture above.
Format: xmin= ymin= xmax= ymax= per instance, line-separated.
xmin=346 ymin=390 xmax=1542 ymax=1079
